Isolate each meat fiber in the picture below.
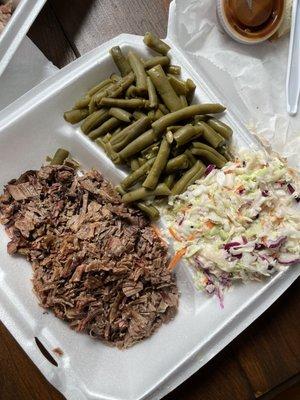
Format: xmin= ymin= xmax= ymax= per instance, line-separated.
xmin=0 ymin=1 xmax=13 ymax=33
xmin=0 ymin=165 xmax=178 ymax=348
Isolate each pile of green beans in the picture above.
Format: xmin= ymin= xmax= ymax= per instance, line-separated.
xmin=63 ymin=32 xmax=234 ymax=219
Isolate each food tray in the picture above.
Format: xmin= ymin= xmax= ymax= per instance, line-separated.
xmin=0 ymin=0 xmax=46 ymax=77
xmin=0 ymin=33 xmax=299 ymax=400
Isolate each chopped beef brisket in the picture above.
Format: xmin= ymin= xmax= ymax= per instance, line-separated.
xmin=0 ymin=165 xmax=178 ymax=348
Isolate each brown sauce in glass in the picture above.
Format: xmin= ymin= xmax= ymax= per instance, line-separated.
xmin=223 ymin=0 xmax=285 ymax=40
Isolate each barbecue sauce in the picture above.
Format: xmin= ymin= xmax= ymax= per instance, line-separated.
xmin=223 ymin=0 xmax=285 ymax=40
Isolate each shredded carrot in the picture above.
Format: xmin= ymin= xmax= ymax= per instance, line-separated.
xmin=151 ymin=224 xmax=168 ymax=246
xmin=224 ymin=167 xmax=236 ymax=174
xmin=205 ymin=220 xmax=215 ymax=229
xmin=187 ymin=233 xmax=196 ymax=241
xmin=168 ymin=247 xmax=186 ymax=271
xmin=181 ymin=205 xmax=191 ymax=214
xmin=152 ymin=224 xmax=162 ymax=238
xmin=168 ymin=227 xmax=182 ymax=242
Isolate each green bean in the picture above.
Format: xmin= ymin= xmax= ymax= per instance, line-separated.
xmin=95 ymin=137 xmax=106 ymax=150
xmin=218 ymin=145 xmax=233 ymax=160
xmin=108 ymin=107 xmax=132 ymax=122
xmin=111 ymin=116 xmax=151 ymax=152
xmin=192 ymin=142 xmax=228 ymax=159
xmin=141 ymin=142 xmax=160 ymax=159
xmin=207 ymin=117 xmax=233 ymax=141
xmin=63 ymin=158 xmax=80 ymax=169
xmin=131 ymin=158 xmax=140 ymax=171
xmin=148 ymin=110 xmax=156 ymax=122
xmin=173 ymin=124 xmax=203 ymax=146
xmin=103 ymin=133 xmax=112 ymax=143
xmin=110 ymin=116 xmax=149 ymax=144
xmin=121 ymin=158 xmax=155 ymax=189
xmin=194 ymin=115 xmax=208 ymax=123
xmin=116 ymin=185 xmax=126 ymax=196
xmin=186 ymin=78 xmax=196 ymax=103
xmin=138 ymin=157 xmax=147 ymax=166
xmin=147 ymin=65 xmax=182 ymax=112
xmin=81 ymin=109 xmax=109 ymax=134
xmin=128 ymin=51 xmax=147 ymax=92
xmin=104 ymin=141 xmax=121 ymax=164
xmin=110 ymin=46 xmax=132 ymax=76
xmin=191 ymin=148 xmax=226 ymax=168
xmin=50 ymin=148 xmax=69 ymax=165
xmin=144 ymin=56 xmax=170 ymax=69
xmin=143 ymin=32 xmax=170 ymax=55
xmin=110 ymin=73 xmax=122 ymax=82
xmin=125 ymin=85 xmax=146 ymax=98
xmin=165 ymin=154 xmax=189 ymax=174
xmin=93 ymin=82 xmax=115 ymax=105
xmin=188 ymin=164 xmax=206 ymax=185
xmin=118 ymin=184 xmax=159 ymax=218
xmin=152 ymin=104 xmax=226 ymax=136
xmin=133 ymin=111 xmax=147 ymax=120
xmin=166 ymin=130 xmax=174 ymax=144
xmin=74 ymin=95 xmax=91 ymax=109
xmin=64 ymin=109 xmax=89 ymax=124
xmin=137 ymin=203 xmax=160 ymax=220
xmin=111 ymin=126 xmax=122 ymax=137
xmin=192 ymin=142 xmax=226 ymax=158
xmin=166 ymin=125 xmax=183 ymax=132
xmin=167 ymin=65 xmax=181 ymax=75
xmin=147 ymin=76 xmax=158 ymax=108
xmin=88 ymin=117 xmax=121 ymax=140
xmin=179 ymin=95 xmax=188 ymax=108
xmin=154 ymin=108 xmax=164 ymax=120
xmin=143 ymin=137 xmax=171 ymax=189
xmin=93 ymin=75 xmax=134 ymax=107
xmin=158 ymin=103 xmax=169 ymax=115
xmin=168 ymin=75 xmax=188 ymax=95
xmin=88 ymin=98 xmax=98 ymax=114
xmin=87 ymin=78 xmax=113 ymax=96
xmin=171 ymin=161 xmax=205 ymax=195
xmin=105 ymin=72 xmax=135 ymax=98
xmin=184 ymin=149 xmax=197 ymax=165
xmin=164 ymin=174 xmax=175 ymax=188
xmin=118 ymin=129 xmax=156 ymax=159
xmin=122 ymin=183 xmax=171 ymax=203
xmin=100 ymin=98 xmax=152 ymax=109
xmin=126 ymin=85 xmax=136 ymax=98
xmin=192 ymin=142 xmax=227 ymax=165
xmin=195 ymin=121 xmax=225 ymax=148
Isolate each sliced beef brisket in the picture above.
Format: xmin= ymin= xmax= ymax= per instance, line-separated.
xmin=0 ymin=165 xmax=178 ymax=348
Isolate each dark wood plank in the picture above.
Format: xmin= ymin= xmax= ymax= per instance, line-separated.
xmin=165 ymin=347 xmax=255 ymax=400
xmin=259 ymin=374 xmax=300 ymax=400
xmin=50 ymin=0 xmax=169 ymax=56
xmin=268 ymin=376 xmax=300 ymax=400
xmin=0 ymin=323 xmax=64 ymax=400
xmin=236 ymin=280 xmax=300 ymax=398
xmin=27 ymin=1 xmax=76 ymax=68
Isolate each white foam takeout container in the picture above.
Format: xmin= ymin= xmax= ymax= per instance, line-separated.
xmin=0 ymin=33 xmax=299 ymax=400
xmin=0 ymin=0 xmax=46 ymax=77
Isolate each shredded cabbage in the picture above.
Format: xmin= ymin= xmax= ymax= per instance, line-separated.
xmin=162 ymin=150 xmax=300 ymax=299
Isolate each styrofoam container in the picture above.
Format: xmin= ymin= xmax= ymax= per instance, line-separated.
xmin=0 ymin=33 xmax=299 ymax=400
xmin=0 ymin=0 xmax=47 ymax=77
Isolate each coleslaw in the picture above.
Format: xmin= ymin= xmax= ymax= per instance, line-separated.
xmin=163 ymin=150 xmax=300 ymax=301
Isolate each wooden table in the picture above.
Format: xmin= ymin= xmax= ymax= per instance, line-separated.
xmin=0 ymin=1 xmax=299 ymax=399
